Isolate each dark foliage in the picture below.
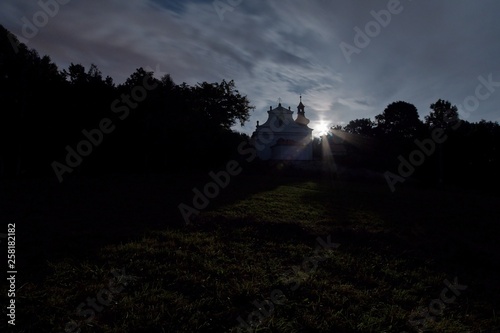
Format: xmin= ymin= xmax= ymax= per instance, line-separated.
xmin=335 ymin=99 xmax=500 ymax=193
xmin=0 ymin=25 xmax=254 ymax=180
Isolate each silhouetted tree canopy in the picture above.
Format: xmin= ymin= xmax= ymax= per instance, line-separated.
xmin=426 ymin=99 xmax=459 ymax=130
xmin=322 ymin=98 xmax=500 ymax=193
xmin=190 ymin=80 xmax=252 ymax=130
xmin=343 ymin=118 xmax=375 ymax=136
xmin=0 ymin=25 xmax=253 ymax=178
xmin=375 ymin=101 xmax=422 ymax=141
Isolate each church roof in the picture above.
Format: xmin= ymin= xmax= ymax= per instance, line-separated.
xmin=269 ymin=103 xmax=293 ymax=115
xmin=257 ymin=103 xmax=312 ymax=133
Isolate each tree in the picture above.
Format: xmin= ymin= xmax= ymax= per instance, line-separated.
xmin=161 ymin=74 xmax=175 ymax=91
xmin=190 ymin=79 xmax=254 ymax=130
xmin=63 ymin=63 xmax=87 ymax=85
xmin=425 ymin=99 xmax=459 ymax=130
xmin=122 ymin=67 xmax=158 ymax=89
xmin=0 ymin=25 xmax=66 ymax=177
xmin=0 ymin=24 xmax=255 ymax=177
xmin=375 ymin=101 xmax=422 ymax=140
xmin=343 ymin=118 xmax=375 ymax=136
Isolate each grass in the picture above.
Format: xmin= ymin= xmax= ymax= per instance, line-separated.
xmin=1 ymin=171 xmax=499 ymax=332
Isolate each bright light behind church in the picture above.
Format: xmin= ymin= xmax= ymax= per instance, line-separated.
xmin=314 ymin=121 xmax=331 ymax=137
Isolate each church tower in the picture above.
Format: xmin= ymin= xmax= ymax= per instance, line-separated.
xmin=295 ymin=95 xmax=310 ymax=126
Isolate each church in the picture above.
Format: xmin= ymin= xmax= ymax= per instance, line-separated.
xmin=251 ymin=97 xmax=313 ymax=160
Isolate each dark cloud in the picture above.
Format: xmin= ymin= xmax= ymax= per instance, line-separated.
xmin=1 ymin=0 xmax=499 ymax=135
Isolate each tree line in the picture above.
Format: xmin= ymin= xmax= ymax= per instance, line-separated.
xmin=330 ymin=100 xmax=500 ymax=192
xmin=0 ymin=25 xmax=253 ymax=180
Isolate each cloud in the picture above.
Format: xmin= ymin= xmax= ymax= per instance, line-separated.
xmin=1 ymin=0 xmax=500 ymax=135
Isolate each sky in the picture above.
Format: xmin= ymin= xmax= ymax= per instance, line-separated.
xmin=2 ymin=0 xmax=500 ymax=136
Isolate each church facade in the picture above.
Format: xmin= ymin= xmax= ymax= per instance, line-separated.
xmin=251 ymin=97 xmax=313 ymax=160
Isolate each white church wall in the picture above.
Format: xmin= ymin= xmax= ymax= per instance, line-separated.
xmin=251 ymin=99 xmax=313 ymax=161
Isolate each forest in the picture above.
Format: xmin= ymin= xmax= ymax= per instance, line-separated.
xmin=0 ymin=25 xmax=253 ymax=181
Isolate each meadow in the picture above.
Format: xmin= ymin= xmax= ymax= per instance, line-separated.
xmin=2 ymin=170 xmax=499 ymax=332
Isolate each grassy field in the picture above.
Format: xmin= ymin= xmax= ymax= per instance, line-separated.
xmin=1 ymin=171 xmax=499 ymax=332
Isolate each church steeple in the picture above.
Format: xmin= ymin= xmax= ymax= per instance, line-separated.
xmin=297 ymin=95 xmax=305 ymax=115
xmin=295 ymin=95 xmax=310 ymax=125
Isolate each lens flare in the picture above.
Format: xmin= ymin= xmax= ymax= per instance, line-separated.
xmin=314 ymin=121 xmax=330 ymax=137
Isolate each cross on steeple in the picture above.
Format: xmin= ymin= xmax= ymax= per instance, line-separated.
xmin=297 ymin=95 xmax=305 ymax=114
